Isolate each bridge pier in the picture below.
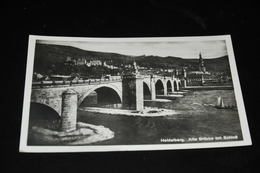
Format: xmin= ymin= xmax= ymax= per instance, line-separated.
xmin=122 ymin=75 xmax=144 ymax=111
xmin=61 ymin=89 xmax=77 ymax=132
xmin=150 ymin=76 xmax=156 ymax=100
xmin=181 ymin=79 xmax=187 ymax=88
xmin=163 ymin=79 xmax=168 ymax=96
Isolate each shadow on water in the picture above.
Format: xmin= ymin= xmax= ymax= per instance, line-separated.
xmin=28 ymin=102 xmax=62 ymax=145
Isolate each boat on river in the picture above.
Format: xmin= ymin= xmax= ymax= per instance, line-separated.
xmin=215 ymin=96 xmax=236 ymax=109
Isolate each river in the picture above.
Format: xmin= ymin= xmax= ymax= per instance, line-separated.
xmin=77 ymin=89 xmax=243 ymax=145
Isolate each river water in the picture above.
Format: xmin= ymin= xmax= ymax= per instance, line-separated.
xmin=77 ymin=89 xmax=243 ymax=145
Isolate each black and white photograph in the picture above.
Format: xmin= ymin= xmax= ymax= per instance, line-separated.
xmin=19 ymin=35 xmax=251 ymax=152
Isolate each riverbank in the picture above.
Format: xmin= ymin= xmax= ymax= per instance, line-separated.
xmin=79 ymin=107 xmax=180 ymax=117
xmin=156 ymin=95 xmax=183 ymax=100
xmin=184 ymin=85 xmax=233 ymax=90
xmin=28 ymin=122 xmax=114 ymax=145
xmin=144 ymin=99 xmax=172 ymax=102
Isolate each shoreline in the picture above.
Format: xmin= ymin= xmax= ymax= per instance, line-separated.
xmin=79 ymin=107 xmax=180 ymax=117
xmin=184 ymin=85 xmax=233 ymax=90
xmin=28 ymin=122 xmax=114 ymax=145
xmin=144 ymin=99 xmax=172 ymax=102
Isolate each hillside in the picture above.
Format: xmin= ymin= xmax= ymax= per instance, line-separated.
xmin=35 ymin=43 xmax=133 ymax=61
xmin=33 ymin=43 xmax=231 ymax=76
xmin=34 ymin=43 xmax=135 ymax=75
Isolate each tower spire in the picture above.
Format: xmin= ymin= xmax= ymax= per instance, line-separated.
xmin=198 ymin=52 xmax=206 ymax=72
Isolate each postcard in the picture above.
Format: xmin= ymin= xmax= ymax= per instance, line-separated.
xmin=19 ymin=35 xmax=251 ymax=152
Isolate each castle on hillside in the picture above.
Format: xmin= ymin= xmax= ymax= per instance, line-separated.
xmin=64 ymin=57 xmax=102 ymax=67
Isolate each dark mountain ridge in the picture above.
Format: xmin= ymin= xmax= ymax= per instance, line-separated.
xmin=35 ymin=43 xmax=133 ymax=62
xmin=34 ymin=43 xmax=230 ymax=76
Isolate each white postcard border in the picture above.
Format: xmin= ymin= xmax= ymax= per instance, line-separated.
xmin=19 ymin=35 xmax=251 ymax=153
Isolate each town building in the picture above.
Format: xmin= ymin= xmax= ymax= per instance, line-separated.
xmin=86 ymin=60 xmax=102 ymax=67
xmin=49 ymin=74 xmax=71 ymax=81
xmin=198 ymin=52 xmax=206 ymax=72
xmin=65 ymin=56 xmax=76 ymax=66
xmin=76 ymin=58 xmax=86 ymax=65
xmin=65 ymin=57 xmax=103 ymax=67
xmin=186 ymin=52 xmax=223 ymax=86
xmin=187 ymin=52 xmax=210 ymax=75
xmin=103 ymin=61 xmax=119 ymax=69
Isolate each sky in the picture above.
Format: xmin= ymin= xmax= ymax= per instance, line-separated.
xmin=37 ymin=39 xmax=228 ymax=59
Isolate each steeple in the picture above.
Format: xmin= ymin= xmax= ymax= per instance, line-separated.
xmin=198 ymin=52 xmax=206 ymax=72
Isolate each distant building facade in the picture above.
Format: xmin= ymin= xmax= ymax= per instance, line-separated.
xmin=186 ymin=52 xmax=211 ymax=86
xmin=65 ymin=57 xmax=103 ymax=67
xmin=86 ymin=60 xmax=102 ymax=67
xmin=103 ymin=61 xmax=119 ymax=69
xmin=198 ymin=52 xmax=206 ymax=72
xmin=65 ymin=56 xmax=76 ymax=66
xmin=76 ymin=58 xmax=86 ymax=65
xmin=187 ymin=52 xmax=210 ymax=75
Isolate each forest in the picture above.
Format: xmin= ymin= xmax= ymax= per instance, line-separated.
xmin=34 ymin=43 xmax=231 ymax=78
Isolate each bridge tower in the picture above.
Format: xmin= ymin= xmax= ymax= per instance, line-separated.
xmin=61 ymin=89 xmax=77 ymax=132
xmin=122 ymin=75 xmax=144 ymax=111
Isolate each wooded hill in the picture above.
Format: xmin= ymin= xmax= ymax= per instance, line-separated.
xmin=34 ymin=43 xmax=231 ymax=76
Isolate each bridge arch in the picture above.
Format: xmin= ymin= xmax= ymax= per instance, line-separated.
xmin=173 ymin=80 xmax=178 ymax=91
xmin=143 ymin=80 xmax=151 ymax=91
xmin=29 ymin=102 xmax=61 ymax=130
xmin=78 ymin=84 xmax=122 ymax=106
xmin=155 ymin=79 xmax=164 ymax=95
xmin=178 ymin=80 xmax=181 ymax=90
xmin=30 ymin=91 xmax=62 ymax=116
xmin=143 ymin=82 xmax=151 ymax=100
xmin=166 ymin=80 xmax=173 ymax=93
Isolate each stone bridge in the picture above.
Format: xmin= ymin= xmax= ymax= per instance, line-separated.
xmin=30 ymin=75 xmax=184 ymax=131
xmin=31 ymin=75 xmax=183 ymax=115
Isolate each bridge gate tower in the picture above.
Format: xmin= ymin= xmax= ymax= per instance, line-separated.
xmin=122 ymin=75 xmax=144 ymax=111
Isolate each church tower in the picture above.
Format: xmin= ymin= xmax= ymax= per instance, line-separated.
xmin=198 ymin=52 xmax=206 ymax=72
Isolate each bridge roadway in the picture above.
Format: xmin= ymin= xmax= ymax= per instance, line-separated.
xmin=31 ymin=75 xmax=183 ymax=117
